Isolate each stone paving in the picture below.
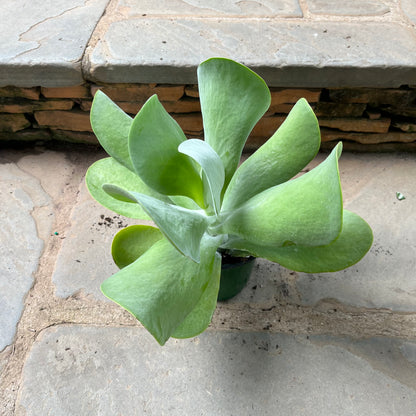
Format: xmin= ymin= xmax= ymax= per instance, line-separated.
xmin=1 ymin=145 xmax=416 ymax=415
xmin=1 ymin=0 xmax=416 ymax=414
xmin=1 ymin=0 xmax=415 ymax=88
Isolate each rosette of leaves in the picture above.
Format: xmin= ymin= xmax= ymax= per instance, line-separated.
xmin=86 ymin=58 xmax=373 ymax=345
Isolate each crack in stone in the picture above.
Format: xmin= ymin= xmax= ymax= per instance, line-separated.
xmin=13 ymin=2 xmax=86 ymax=60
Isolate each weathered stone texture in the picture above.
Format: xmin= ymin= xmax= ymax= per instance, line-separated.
xmin=34 ymin=110 xmax=92 ymax=132
xmin=117 ymin=0 xmax=303 ymax=17
xmin=319 ymin=117 xmax=391 ymax=133
xmin=314 ymin=102 xmax=367 ymax=118
xmin=270 ymin=89 xmax=321 ymax=105
xmin=0 ymin=83 xmax=414 ymax=149
xmin=41 ymin=85 xmax=91 ymax=99
xmin=321 ymin=130 xmax=416 ymax=144
xmin=91 ymin=84 xmax=185 ymax=102
xmin=0 ymin=99 xmax=74 ymax=113
xmin=328 ymin=88 xmax=416 ymax=106
xmin=0 ymin=87 xmax=40 ymax=100
xmin=86 ymin=20 xmax=416 ymax=88
xmin=0 ymin=0 xmax=110 ymax=87
xmin=16 ymin=327 xmax=416 ymax=416
xmin=0 ymin=114 xmax=30 ymax=132
xmin=0 ymin=158 xmax=49 ymax=350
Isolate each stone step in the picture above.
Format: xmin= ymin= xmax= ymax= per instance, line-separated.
xmin=0 ymin=0 xmax=415 ymax=88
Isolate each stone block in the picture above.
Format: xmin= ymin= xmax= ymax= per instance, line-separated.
xmin=266 ymin=103 xmax=298 ymax=115
xmin=318 ymin=117 xmax=391 ymax=133
xmin=0 ymin=0 xmax=110 ymax=87
xmin=41 ymin=85 xmax=91 ymax=99
xmin=85 ymin=20 xmax=416 ymax=87
xmin=321 ymin=130 xmax=416 ymax=144
xmin=172 ymin=113 xmax=204 ymax=136
xmin=270 ymin=88 xmax=321 ymax=105
xmin=16 ymin=326 xmax=416 ymax=415
xmin=250 ymin=115 xmax=286 ymax=138
xmin=184 ymin=85 xmax=199 ymax=98
xmin=329 ymin=88 xmax=416 ymax=106
xmin=91 ymin=84 xmax=185 ymax=103
xmin=0 ymin=98 xmax=74 ymax=113
xmin=314 ymin=102 xmax=367 ymax=118
xmin=115 ymin=99 xmax=201 ymax=115
xmin=0 ymin=86 xmax=40 ymax=100
xmin=0 ymin=113 xmax=30 ymax=132
xmin=34 ymin=110 xmax=92 ymax=132
xmin=393 ymin=121 xmax=416 ymax=133
xmin=0 ymin=128 xmax=51 ymax=142
xmin=50 ymin=129 xmax=98 ymax=144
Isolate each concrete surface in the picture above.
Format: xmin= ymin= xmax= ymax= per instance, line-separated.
xmin=0 ymin=0 xmax=415 ymax=87
xmin=1 ymin=145 xmax=416 ymax=415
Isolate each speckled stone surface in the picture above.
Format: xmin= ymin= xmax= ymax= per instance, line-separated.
xmin=16 ymin=326 xmax=416 ymax=416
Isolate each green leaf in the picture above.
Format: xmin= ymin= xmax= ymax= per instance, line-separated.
xmin=198 ymin=58 xmax=271 ymax=189
xmin=178 ymin=139 xmax=225 ymax=214
xmin=111 ymin=225 xmax=163 ymax=269
xmin=216 ymin=143 xmax=343 ymax=248
xmin=222 ymin=98 xmax=321 ymax=211
xmin=172 ymin=240 xmax=222 ymax=339
xmin=101 ymin=239 xmax=208 ymax=345
xmin=128 ymin=95 xmax=204 ymax=206
xmin=86 ymin=157 xmax=170 ymax=219
xmin=102 ymin=185 xmax=209 ymax=263
xmin=90 ymin=90 xmax=134 ymax=171
xmin=223 ymin=210 xmax=373 ymax=273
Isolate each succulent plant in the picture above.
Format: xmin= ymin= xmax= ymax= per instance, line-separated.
xmin=86 ymin=58 xmax=373 ymax=345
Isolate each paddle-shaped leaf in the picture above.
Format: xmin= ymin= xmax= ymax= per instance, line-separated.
xmin=222 ymin=210 xmax=373 ymax=273
xmin=112 ymin=225 xmax=163 ymax=269
xmin=90 ymin=91 xmax=134 ymax=171
xmin=222 ymin=98 xmax=321 ymax=211
xmin=178 ymin=139 xmax=225 ymax=214
xmin=198 ymin=58 xmax=271 ymax=188
xmin=216 ymin=143 xmax=343 ymax=248
xmin=128 ymin=95 xmax=204 ymax=206
xmin=86 ymin=157 xmax=170 ymax=219
xmin=173 ymin=236 xmax=222 ymax=339
xmin=102 ymin=185 xmax=209 ymax=262
xmin=101 ymin=239 xmax=208 ymax=345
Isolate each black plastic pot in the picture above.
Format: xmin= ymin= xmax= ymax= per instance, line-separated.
xmin=217 ymin=254 xmax=256 ymax=301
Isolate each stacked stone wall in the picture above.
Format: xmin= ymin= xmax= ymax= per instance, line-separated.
xmin=0 ymin=83 xmax=415 ymax=152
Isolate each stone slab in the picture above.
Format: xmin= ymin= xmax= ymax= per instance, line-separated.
xmin=16 ymin=326 xmax=416 ymax=415
xmin=86 ymin=19 xmax=416 ymax=87
xmin=0 ymin=0 xmax=110 ymax=87
xmin=295 ymin=152 xmax=416 ymax=312
xmin=0 ymin=156 xmax=48 ymax=350
xmin=52 ymin=176 xmax=149 ymax=300
xmin=0 ymin=149 xmax=91 ymax=351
